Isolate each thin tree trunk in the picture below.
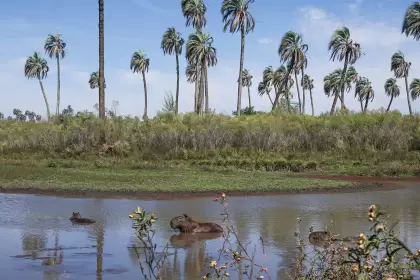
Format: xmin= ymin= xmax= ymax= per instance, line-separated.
xmin=56 ymin=57 xmax=61 ymax=116
xmin=339 ymin=53 xmax=349 ymax=110
xmin=267 ymin=91 xmax=274 ymax=106
xmin=360 ymin=99 xmax=364 ymax=112
xmin=175 ymin=53 xmax=180 ymax=115
xmin=405 ymin=75 xmax=413 ymax=115
xmin=309 ymin=88 xmax=314 ymax=116
xmin=237 ymin=25 xmax=246 ymax=116
xmin=364 ymin=93 xmax=369 ymax=112
xmin=330 ymin=92 xmax=339 ymax=115
xmin=200 ymin=66 xmax=205 ymax=115
xmin=39 ymin=79 xmax=51 ymax=120
xmin=204 ymin=64 xmax=209 ymax=114
xmin=285 ymin=91 xmax=291 ymax=113
xmin=386 ymin=95 xmax=394 ymax=112
xmin=294 ymin=72 xmax=302 ymax=113
xmin=142 ymin=71 xmax=148 ymax=120
xmin=247 ymin=86 xmax=251 ymax=108
xmin=98 ymin=0 xmax=105 ymax=120
xmin=194 ymin=61 xmax=201 ymax=114
xmin=301 ymin=68 xmax=305 ymax=114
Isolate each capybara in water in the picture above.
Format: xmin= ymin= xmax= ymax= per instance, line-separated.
xmin=169 ymin=232 xmax=222 ymax=248
xmin=169 ymin=214 xmax=223 ymax=233
xmin=69 ymin=212 xmax=96 ymax=224
xmin=309 ymin=231 xmax=359 ymax=247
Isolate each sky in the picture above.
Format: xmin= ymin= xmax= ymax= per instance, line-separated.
xmin=1 ymin=0 xmax=420 ymax=118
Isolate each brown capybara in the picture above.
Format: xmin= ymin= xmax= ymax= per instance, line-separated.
xmin=169 ymin=214 xmax=223 ymax=233
xmin=309 ymin=231 xmax=359 ymax=247
xmin=69 ymin=212 xmax=96 ymax=224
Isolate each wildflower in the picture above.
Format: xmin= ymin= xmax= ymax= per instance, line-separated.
xmin=136 ymin=206 xmax=142 ymax=214
xmin=369 ymin=205 xmax=377 ymax=213
xmin=215 ymin=196 xmax=219 ymax=201
xmin=224 ymin=272 xmax=230 ymax=277
xmin=128 ymin=211 xmax=136 ymax=218
xmin=151 ymin=213 xmax=156 ymax=219
xmin=359 ymin=233 xmax=366 ymax=241
xmin=220 ymin=265 xmax=227 ymax=270
xmin=222 ymin=193 xmax=226 ymax=198
xmin=369 ymin=217 xmax=374 ymax=221
xmin=351 ymin=264 xmax=359 ymax=272
xmin=375 ymin=224 xmax=384 ymax=233
xmin=369 ymin=212 xmax=375 ymax=218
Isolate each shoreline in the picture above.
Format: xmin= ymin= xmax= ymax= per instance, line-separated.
xmin=0 ymin=180 xmax=403 ymax=200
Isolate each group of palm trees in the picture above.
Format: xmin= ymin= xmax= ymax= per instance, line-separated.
xmin=21 ymin=1 xmax=420 ymax=121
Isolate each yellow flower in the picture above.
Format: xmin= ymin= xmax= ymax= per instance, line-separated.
xmin=224 ymin=272 xmax=230 ymax=277
xmin=369 ymin=205 xmax=377 ymax=213
xmin=136 ymin=206 xmax=142 ymax=214
xmin=351 ymin=264 xmax=359 ymax=272
xmin=210 ymin=260 xmax=217 ymax=268
xmin=221 ymin=193 xmax=226 ymax=198
xmin=359 ymin=233 xmax=366 ymax=241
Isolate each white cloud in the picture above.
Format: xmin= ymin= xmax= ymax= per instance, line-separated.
xmin=258 ymin=38 xmax=273 ymax=45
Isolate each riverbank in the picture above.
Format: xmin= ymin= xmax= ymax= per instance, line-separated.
xmin=0 ymin=161 xmax=390 ymax=199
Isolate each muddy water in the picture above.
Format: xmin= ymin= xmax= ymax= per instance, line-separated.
xmin=1 ymin=181 xmax=420 ymax=280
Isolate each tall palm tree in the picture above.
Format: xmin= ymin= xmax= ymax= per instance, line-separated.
xmin=44 ymin=33 xmax=66 ymax=116
xmin=161 ymin=27 xmax=185 ymax=115
xmin=240 ymin=69 xmax=253 ymax=108
xmin=130 ymin=50 xmax=150 ymax=120
xmin=356 ymin=77 xmax=374 ymax=112
xmin=391 ymin=51 xmax=412 ymax=115
xmin=186 ymin=31 xmax=217 ymax=114
xmin=257 ymin=81 xmax=273 ymax=106
xmin=181 ymin=0 xmax=207 ymax=114
xmin=98 ymin=0 xmax=105 ymax=120
xmin=410 ymin=78 xmax=420 ymax=104
xmin=221 ymin=0 xmax=255 ymax=116
xmin=328 ymin=27 xmax=362 ymax=113
xmin=89 ymin=71 xmax=106 ymax=89
xmin=323 ymin=68 xmax=352 ymax=115
xmin=277 ymin=31 xmax=308 ymax=114
xmin=186 ymin=63 xmax=197 ymax=83
xmin=384 ymin=78 xmax=400 ymax=112
xmin=302 ymin=74 xmax=314 ymax=116
xmin=402 ymin=2 xmax=420 ymax=41
xmin=24 ymin=52 xmax=51 ymax=120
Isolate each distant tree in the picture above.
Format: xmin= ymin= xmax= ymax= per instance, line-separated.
xmin=384 ymin=78 xmax=400 ymax=112
xmin=130 ymin=50 xmax=150 ymax=120
xmin=61 ymin=105 xmax=74 ymax=116
xmin=391 ymin=51 xmax=412 ymax=115
xmin=0 ymin=112 xmax=4 ymax=120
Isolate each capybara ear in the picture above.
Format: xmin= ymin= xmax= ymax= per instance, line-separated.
xmin=183 ymin=213 xmax=188 ymax=218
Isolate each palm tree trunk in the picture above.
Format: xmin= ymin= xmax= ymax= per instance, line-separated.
xmin=294 ymin=72 xmax=302 ymax=113
xmin=285 ymin=91 xmax=291 ymax=113
xmin=247 ymin=86 xmax=251 ymax=108
xmin=309 ymin=88 xmax=314 ymax=116
xmin=301 ymin=68 xmax=305 ymax=114
xmin=98 ymin=0 xmax=105 ymax=120
xmin=386 ymin=95 xmax=394 ymax=112
xmin=360 ymin=99 xmax=364 ymax=112
xmin=236 ymin=25 xmax=246 ymax=116
xmin=330 ymin=92 xmax=339 ymax=115
xmin=204 ymin=64 xmax=209 ymax=114
xmin=199 ymin=66 xmax=205 ymax=115
xmin=175 ymin=53 xmax=180 ymax=115
xmin=272 ymin=69 xmax=290 ymax=111
xmin=39 ymin=79 xmax=51 ymax=120
xmin=267 ymin=91 xmax=274 ymax=106
xmin=364 ymin=93 xmax=369 ymax=112
xmin=142 ymin=71 xmax=148 ymax=120
xmin=339 ymin=54 xmax=349 ymax=110
xmin=56 ymin=57 xmax=61 ymax=116
xmin=405 ymin=75 xmax=413 ymax=115
xmin=194 ymin=61 xmax=201 ymax=114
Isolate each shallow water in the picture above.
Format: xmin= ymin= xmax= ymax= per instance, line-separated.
xmin=1 ymin=181 xmax=420 ymax=279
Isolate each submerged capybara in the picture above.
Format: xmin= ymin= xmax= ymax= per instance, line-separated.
xmin=309 ymin=231 xmax=359 ymax=247
xmin=69 ymin=212 xmax=96 ymax=224
xmin=169 ymin=232 xmax=222 ymax=248
xmin=169 ymin=214 xmax=223 ymax=233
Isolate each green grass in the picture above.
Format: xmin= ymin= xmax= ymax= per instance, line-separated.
xmin=0 ymin=162 xmax=369 ymax=195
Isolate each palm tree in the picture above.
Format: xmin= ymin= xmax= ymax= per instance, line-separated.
xmin=181 ymin=0 xmax=207 ymax=114
xmin=24 ymin=52 xmax=51 ymax=120
xmin=161 ymin=27 xmax=185 ymax=115
xmin=410 ymin=78 xmax=420 ymax=104
xmin=277 ymin=31 xmax=308 ymax=114
xmin=263 ymin=65 xmax=294 ymax=112
xmin=186 ymin=31 xmax=217 ymax=114
xmin=302 ymin=74 xmax=314 ymax=116
xmin=328 ymin=27 xmax=362 ymax=113
xmin=89 ymin=71 xmax=106 ymax=89
xmin=98 ymin=0 xmax=105 ymax=120
xmin=384 ymin=78 xmax=400 ymax=112
xmin=323 ymin=68 xmax=352 ymax=115
xmin=257 ymin=81 xmax=273 ymax=106
xmin=391 ymin=51 xmax=412 ymax=115
xmin=44 ymin=34 xmax=66 ymax=116
xmin=402 ymin=2 xmax=420 ymax=41
xmin=356 ymin=77 xmax=374 ymax=112
xmin=186 ymin=63 xmax=197 ymax=83
xmin=240 ymin=69 xmax=253 ymax=108
xmin=221 ymin=0 xmax=256 ymax=116
xmin=130 ymin=51 xmax=150 ymax=120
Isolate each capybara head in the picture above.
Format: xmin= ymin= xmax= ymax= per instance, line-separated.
xmin=70 ymin=212 xmax=81 ymax=220
xmin=170 ymin=214 xmax=196 ymax=232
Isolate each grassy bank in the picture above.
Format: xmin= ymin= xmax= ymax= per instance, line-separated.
xmin=0 ymin=161 xmax=382 ymax=196
xmin=1 ymin=111 xmax=420 ymax=178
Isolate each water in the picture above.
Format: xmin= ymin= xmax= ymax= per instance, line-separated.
xmin=1 ymin=181 xmax=420 ymax=280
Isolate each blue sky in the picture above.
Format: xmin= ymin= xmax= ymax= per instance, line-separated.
xmin=0 ymin=0 xmax=419 ymax=118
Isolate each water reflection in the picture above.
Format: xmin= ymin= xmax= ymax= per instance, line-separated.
xmin=1 ymin=182 xmax=420 ymax=279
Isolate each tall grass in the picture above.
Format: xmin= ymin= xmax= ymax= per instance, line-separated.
xmin=0 ymin=110 xmax=419 ymax=162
